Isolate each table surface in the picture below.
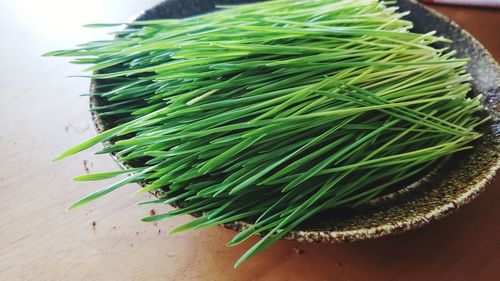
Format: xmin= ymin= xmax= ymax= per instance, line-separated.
xmin=1 ymin=1 xmax=499 ymax=280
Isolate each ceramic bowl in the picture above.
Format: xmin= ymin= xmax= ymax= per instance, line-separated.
xmin=90 ymin=0 xmax=500 ymax=243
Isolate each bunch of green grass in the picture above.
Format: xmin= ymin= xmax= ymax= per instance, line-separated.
xmin=46 ymin=0 xmax=487 ymax=267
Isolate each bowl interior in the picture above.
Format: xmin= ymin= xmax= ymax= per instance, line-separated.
xmin=90 ymin=0 xmax=500 ymax=242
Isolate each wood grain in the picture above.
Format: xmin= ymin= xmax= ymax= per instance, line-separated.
xmin=0 ymin=1 xmax=498 ymax=280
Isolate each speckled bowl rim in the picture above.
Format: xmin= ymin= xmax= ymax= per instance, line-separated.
xmin=89 ymin=0 xmax=500 ymax=244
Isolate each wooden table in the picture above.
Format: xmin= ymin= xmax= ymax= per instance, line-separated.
xmin=0 ymin=1 xmax=498 ymax=280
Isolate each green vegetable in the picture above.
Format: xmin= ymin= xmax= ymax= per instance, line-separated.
xmin=46 ymin=0 xmax=486 ymax=267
